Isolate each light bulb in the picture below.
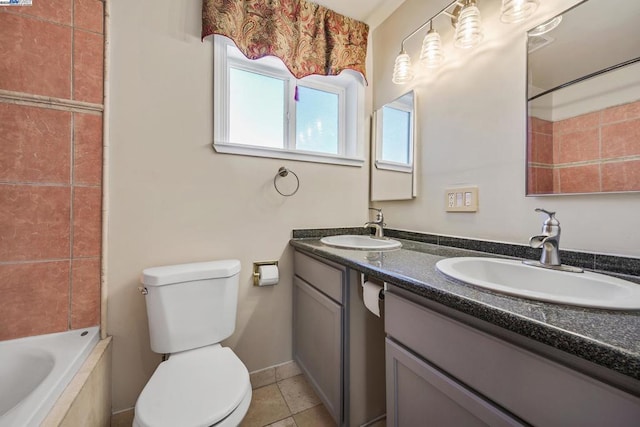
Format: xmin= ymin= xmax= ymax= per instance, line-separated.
xmin=392 ymin=51 xmax=414 ymax=84
xmin=501 ymin=0 xmax=539 ymax=24
xmin=420 ymin=29 xmax=444 ymax=69
xmin=454 ymin=2 xmax=483 ymax=49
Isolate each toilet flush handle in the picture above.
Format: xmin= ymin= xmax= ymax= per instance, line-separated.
xmin=138 ymin=286 xmax=148 ymax=295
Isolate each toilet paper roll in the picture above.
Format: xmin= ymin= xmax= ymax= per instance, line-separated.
xmin=258 ymin=265 xmax=279 ymax=286
xmin=362 ymin=281 xmax=383 ymax=317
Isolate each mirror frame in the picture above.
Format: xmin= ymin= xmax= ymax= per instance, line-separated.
xmin=370 ymin=90 xmax=417 ymax=201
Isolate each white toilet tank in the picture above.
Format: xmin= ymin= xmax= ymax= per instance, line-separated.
xmin=140 ymin=260 xmax=241 ymax=354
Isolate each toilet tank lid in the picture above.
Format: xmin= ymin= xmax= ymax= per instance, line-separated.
xmin=141 ymin=260 xmax=241 ymax=287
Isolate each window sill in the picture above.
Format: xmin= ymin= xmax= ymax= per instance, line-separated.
xmin=375 ymin=160 xmax=413 ymax=173
xmin=213 ymin=141 xmax=365 ymax=167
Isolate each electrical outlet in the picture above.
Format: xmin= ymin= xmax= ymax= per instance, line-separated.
xmin=445 ymin=186 xmax=478 ymax=212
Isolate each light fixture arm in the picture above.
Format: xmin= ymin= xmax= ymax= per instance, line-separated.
xmin=397 ymin=0 xmax=461 ymax=51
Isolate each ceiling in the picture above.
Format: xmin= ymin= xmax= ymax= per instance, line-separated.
xmin=312 ymin=0 xmax=406 ymax=27
xmin=529 ymin=0 xmax=640 ymax=93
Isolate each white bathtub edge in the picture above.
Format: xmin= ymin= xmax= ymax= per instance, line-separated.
xmin=0 ymin=327 xmax=100 ymax=427
xmin=40 ymin=335 xmax=112 ymax=427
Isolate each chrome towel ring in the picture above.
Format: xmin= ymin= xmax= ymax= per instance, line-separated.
xmin=273 ymin=166 xmax=300 ymax=197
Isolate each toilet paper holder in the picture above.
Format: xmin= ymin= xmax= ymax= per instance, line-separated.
xmin=253 ymin=261 xmax=279 ymax=286
xmin=361 ymin=274 xmax=386 ymax=300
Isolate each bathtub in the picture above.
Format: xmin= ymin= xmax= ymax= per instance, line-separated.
xmin=0 ymin=327 xmax=99 ymax=427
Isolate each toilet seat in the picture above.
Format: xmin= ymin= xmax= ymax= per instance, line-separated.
xmin=133 ymin=345 xmax=251 ymax=427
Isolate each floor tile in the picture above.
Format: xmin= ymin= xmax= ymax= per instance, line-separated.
xmin=241 ymin=384 xmax=291 ymax=427
xmin=250 ymin=366 xmax=276 ymax=390
xmin=292 ymin=405 xmax=336 ymax=427
xmin=278 ymin=375 xmax=321 ymax=415
xmin=275 ymin=361 xmax=302 ymax=381
xmin=266 ymin=417 xmax=297 ymax=427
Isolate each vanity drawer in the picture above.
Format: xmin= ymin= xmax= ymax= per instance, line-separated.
xmin=385 ymin=292 xmax=640 ymax=426
xmin=294 ymin=250 xmax=344 ymax=304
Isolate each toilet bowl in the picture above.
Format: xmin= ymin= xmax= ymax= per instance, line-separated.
xmin=133 ymin=345 xmax=251 ymax=427
xmin=133 ymin=260 xmax=251 ymax=427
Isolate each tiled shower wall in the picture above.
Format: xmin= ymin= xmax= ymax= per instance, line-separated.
xmin=528 ymin=100 xmax=640 ymax=194
xmin=0 ymin=0 xmax=104 ymax=340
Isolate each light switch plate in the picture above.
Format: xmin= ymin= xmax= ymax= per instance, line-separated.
xmin=445 ymin=186 xmax=478 ymax=212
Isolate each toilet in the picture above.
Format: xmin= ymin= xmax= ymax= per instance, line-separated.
xmin=133 ymin=260 xmax=252 ymax=427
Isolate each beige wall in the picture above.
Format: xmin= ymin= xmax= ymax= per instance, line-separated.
xmin=106 ymin=0 xmax=370 ymax=411
xmin=372 ymin=0 xmax=640 ymax=256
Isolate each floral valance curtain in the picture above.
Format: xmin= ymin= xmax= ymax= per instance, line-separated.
xmin=202 ymin=0 xmax=369 ymax=82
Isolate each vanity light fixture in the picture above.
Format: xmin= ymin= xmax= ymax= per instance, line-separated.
xmin=392 ymin=0 xmax=485 ymax=85
xmin=392 ymin=48 xmax=414 ymax=84
xmin=420 ymin=22 xmax=445 ymax=68
xmin=529 ymin=15 xmax=562 ymax=36
xmin=452 ymin=0 xmax=484 ymax=49
xmin=500 ymin=0 xmax=539 ymax=24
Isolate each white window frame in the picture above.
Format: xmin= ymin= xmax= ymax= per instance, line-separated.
xmin=213 ymin=36 xmax=365 ymax=167
xmin=374 ymin=96 xmax=415 ymax=173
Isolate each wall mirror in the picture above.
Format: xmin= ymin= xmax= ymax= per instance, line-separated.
xmin=371 ymin=91 xmax=416 ymax=201
xmin=526 ymin=0 xmax=640 ymax=195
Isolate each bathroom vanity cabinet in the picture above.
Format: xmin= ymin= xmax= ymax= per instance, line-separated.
xmin=385 ymin=288 xmax=640 ymax=427
xmin=293 ymin=250 xmax=386 ymax=427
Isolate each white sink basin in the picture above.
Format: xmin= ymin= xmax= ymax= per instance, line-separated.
xmin=320 ymin=235 xmax=401 ymax=250
xmin=436 ymin=257 xmax=640 ymax=310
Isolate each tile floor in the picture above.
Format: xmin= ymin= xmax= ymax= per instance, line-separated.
xmin=110 ymin=361 xmax=353 ymax=427
xmin=242 ymin=362 xmax=336 ymax=427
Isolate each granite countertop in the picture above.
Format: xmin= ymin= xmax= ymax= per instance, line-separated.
xmin=290 ymin=237 xmax=640 ymax=383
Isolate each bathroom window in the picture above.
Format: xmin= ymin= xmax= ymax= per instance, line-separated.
xmin=213 ymin=37 xmax=364 ymax=166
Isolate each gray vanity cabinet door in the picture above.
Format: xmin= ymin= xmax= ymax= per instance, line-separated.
xmin=386 ymin=338 xmax=524 ymax=427
xmin=293 ymin=277 xmax=343 ymax=424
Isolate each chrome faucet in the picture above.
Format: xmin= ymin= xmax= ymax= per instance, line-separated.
xmin=364 ymin=208 xmax=386 ymax=238
xmin=529 ymin=208 xmax=561 ymax=266
xmin=524 ymin=208 xmax=583 ymax=272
